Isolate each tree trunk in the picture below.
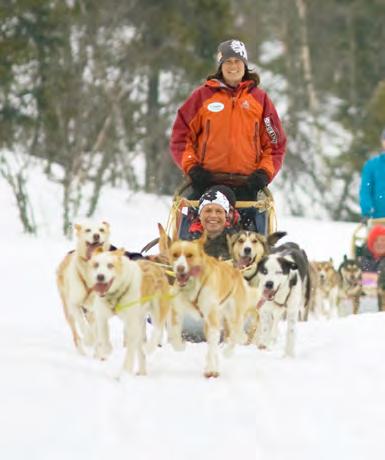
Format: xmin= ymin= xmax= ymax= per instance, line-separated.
xmin=295 ymin=0 xmax=319 ymax=113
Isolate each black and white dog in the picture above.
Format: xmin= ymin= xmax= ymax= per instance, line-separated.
xmin=256 ymin=242 xmax=311 ymax=356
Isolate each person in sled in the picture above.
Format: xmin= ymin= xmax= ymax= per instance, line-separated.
xmin=359 ymin=128 xmax=385 ymax=220
xmin=187 ymin=185 xmax=239 ymax=260
xmin=359 ymin=224 xmax=385 ymax=310
xmin=170 ymin=39 xmax=286 ymax=233
xmin=181 ymin=185 xmax=239 ymax=342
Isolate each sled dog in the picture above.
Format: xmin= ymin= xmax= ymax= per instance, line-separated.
xmin=228 ymin=230 xmax=287 ymax=287
xmin=256 ymin=242 xmax=310 ymax=356
xmin=228 ymin=230 xmax=287 ymax=343
xmin=168 ymin=235 xmax=257 ymax=378
xmin=337 ymin=255 xmax=362 ymax=315
xmin=89 ymin=249 xmax=170 ymax=376
xmin=311 ymin=259 xmax=340 ymax=318
xmin=56 ymin=221 xmax=111 ymax=354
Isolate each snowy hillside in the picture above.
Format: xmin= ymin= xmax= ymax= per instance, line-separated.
xmin=1 ymin=174 xmax=385 ymax=460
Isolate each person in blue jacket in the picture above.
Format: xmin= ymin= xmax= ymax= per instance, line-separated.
xmin=359 ymin=129 xmax=385 ymax=219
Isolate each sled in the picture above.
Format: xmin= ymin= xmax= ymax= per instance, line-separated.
xmin=163 ymin=180 xmax=277 ymax=241
xmin=141 ymin=178 xmax=277 ymax=256
xmin=351 ymin=217 xmax=385 ymax=308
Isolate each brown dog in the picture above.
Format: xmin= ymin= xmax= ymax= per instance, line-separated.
xmin=168 ymin=235 xmax=257 ymax=378
xmin=337 ymin=255 xmax=362 ymax=315
xmin=310 ymin=259 xmax=340 ymax=318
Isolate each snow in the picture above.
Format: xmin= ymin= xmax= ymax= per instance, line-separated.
xmin=1 ymin=175 xmax=385 ymax=460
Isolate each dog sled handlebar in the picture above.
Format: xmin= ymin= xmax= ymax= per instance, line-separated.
xmin=174 ymin=173 xmax=273 ymax=202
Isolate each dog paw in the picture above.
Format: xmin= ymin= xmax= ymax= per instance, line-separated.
xmin=95 ymin=343 xmax=112 ymax=360
xmin=204 ymin=371 xmax=220 ymax=379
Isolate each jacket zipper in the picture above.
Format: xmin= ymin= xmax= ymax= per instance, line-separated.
xmin=200 ymin=119 xmax=211 ymax=164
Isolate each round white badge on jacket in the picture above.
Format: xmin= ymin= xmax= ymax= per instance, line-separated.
xmin=207 ymin=102 xmax=224 ymax=112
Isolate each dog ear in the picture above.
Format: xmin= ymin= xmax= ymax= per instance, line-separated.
xmin=267 ymin=231 xmax=287 ymax=247
xmin=158 ymin=223 xmax=171 ymax=250
xmin=74 ymin=223 xmax=82 ymax=233
xmin=197 ymin=231 xmax=208 ymax=247
xmin=114 ymin=248 xmax=126 ymax=257
xmin=279 ymin=257 xmax=298 ymax=273
xmin=226 ymin=233 xmax=237 ymax=255
xmin=101 ymin=221 xmax=110 ymax=229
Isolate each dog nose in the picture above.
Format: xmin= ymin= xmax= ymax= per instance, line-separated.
xmin=265 ymin=281 xmax=274 ymax=290
xmin=97 ymin=273 xmax=105 ymax=282
xmin=243 ymin=247 xmax=251 ymax=255
xmin=93 ymin=233 xmax=100 ymax=242
xmin=176 ymin=265 xmax=185 ymax=274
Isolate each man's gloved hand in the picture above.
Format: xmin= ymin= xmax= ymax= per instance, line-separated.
xmin=246 ymin=169 xmax=269 ymax=192
xmin=189 ymin=166 xmax=213 ymax=190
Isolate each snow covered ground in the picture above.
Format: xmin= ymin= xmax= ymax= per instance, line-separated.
xmin=1 ymin=177 xmax=385 ymax=460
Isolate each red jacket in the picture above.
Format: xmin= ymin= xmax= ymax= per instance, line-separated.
xmin=170 ymin=79 xmax=286 ymax=181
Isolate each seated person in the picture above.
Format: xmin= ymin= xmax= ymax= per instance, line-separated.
xmin=360 ymin=225 xmax=385 ymax=271
xmin=187 ymin=185 xmax=239 ymax=260
xmin=359 ymin=225 xmax=385 ymax=291
xmin=182 ymin=185 xmax=240 ymax=342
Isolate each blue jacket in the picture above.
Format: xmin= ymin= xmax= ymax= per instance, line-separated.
xmin=359 ymin=152 xmax=385 ymax=218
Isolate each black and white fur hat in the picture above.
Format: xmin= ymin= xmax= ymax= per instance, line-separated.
xmin=198 ymin=185 xmax=236 ymax=215
xmin=217 ymin=39 xmax=248 ymax=67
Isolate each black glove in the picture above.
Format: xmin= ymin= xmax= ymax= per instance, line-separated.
xmin=246 ymin=169 xmax=269 ymax=192
xmin=189 ymin=166 xmax=213 ymax=190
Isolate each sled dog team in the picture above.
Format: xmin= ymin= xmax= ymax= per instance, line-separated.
xmin=56 ymin=221 xmax=360 ymax=378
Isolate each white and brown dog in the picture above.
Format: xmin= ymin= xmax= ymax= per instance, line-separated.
xmin=89 ymin=249 xmax=170 ymax=376
xmin=256 ymin=242 xmax=310 ymax=356
xmin=228 ymin=230 xmax=287 ymax=286
xmin=311 ymin=259 xmax=340 ymax=318
xmin=169 ymin=236 xmax=256 ymax=378
xmin=56 ymin=221 xmax=111 ymax=354
xmin=228 ymin=230 xmax=287 ymax=343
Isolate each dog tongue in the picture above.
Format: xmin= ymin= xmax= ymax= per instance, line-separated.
xmin=94 ymin=280 xmax=111 ymax=295
xmin=238 ymin=256 xmax=252 ymax=269
xmin=263 ymin=288 xmax=275 ymax=300
xmin=86 ymin=242 xmax=101 ymax=260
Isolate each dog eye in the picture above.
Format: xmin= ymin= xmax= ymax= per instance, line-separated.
xmin=93 ymin=262 xmax=99 ymax=268
xmin=186 ymin=253 xmax=193 ymax=259
xmin=99 ymin=228 xmax=105 ymax=233
xmin=172 ymin=252 xmax=179 ymax=258
xmin=85 ymin=228 xmax=91 ymax=233
xmin=107 ymin=263 xmax=113 ymax=269
xmin=260 ymin=267 xmax=268 ymax=275
xmin=239 ymin=238 xmax=245 ymax=243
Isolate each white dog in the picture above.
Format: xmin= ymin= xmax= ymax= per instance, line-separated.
xmin=256 ymin=242 xmax=310 ymax=356
xmin=56 ymin=221 xmax=111 ymax=354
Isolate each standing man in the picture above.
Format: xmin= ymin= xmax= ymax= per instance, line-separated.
xmin=359 ymin=129 xmax=385 ymax=219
